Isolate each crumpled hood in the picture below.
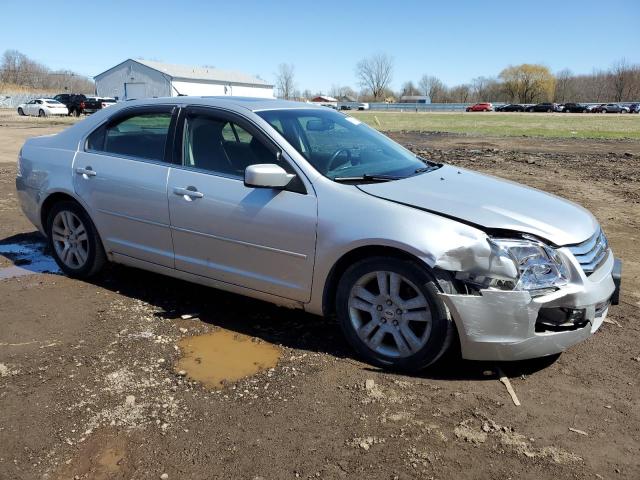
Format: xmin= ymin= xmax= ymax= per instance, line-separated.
xmin=357 ymin=165 xmax=598 ymax=246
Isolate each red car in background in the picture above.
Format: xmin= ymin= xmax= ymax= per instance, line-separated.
xmin=465 ymin=102 xmax=493 ymax=112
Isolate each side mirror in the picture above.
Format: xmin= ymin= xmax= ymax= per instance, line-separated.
xmin=244 ymin=164 xmax=295 ymax=189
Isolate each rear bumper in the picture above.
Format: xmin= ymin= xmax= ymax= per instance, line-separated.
xmin=441 ymin=251 xmax=618 ymax=361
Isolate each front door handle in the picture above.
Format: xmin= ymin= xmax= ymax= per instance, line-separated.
xmin=75 ymin=167 xmax=97 ymax=177
xmin=173 ymin=186 xmax=204 ymax=200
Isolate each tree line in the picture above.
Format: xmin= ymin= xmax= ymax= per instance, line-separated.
xmin=276 ymin=53 xmax=640 ymax=104
xmin=0 ymin=50 xmax=94 ymax=93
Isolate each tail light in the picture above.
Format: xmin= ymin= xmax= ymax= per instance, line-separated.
xmin=101 ymin=103 xmax=107 ymax=108
xmin=80 ymin=101 xmax=85 ymax=109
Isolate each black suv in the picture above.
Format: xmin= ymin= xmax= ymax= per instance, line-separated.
xmin=526 ymin=102 xmax=560 ymax=112
xmin=562 ymin=103 xmax=588 ymax=113
xmin=53 ymin=93 xmax=87 ymax=116
xmin=497 ymin=104 xmax=525 ymax=112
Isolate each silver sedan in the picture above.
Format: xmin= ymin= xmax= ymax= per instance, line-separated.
xmin=16 ymin=97 xmax=621 ymax=371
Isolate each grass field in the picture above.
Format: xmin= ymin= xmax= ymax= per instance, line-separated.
xmin=350 ymin=111 xmax=640 ymax=140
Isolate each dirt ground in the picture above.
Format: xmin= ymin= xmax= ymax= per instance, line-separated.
xmin=0 ymin=114 xmax=639 ymax=479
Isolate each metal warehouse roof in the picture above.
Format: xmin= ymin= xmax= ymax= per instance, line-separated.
xmin=95 ymin=59 xmax=273 ymax=87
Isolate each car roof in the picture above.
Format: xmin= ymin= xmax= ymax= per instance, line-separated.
xmin=118 ymin=96 xmax=325 ymax=113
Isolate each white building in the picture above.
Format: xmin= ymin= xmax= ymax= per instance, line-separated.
xmin=94 ymin=59 xmax=274 ymax=100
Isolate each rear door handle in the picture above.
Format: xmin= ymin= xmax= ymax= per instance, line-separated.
xmin=173 ymin=186 xmax=204 ymax=199
xmin=75 ymin=167 xmax=97 ymax=177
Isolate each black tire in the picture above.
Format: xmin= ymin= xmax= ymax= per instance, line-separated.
xmin=38 ymin=109 xmax=46 ymax=117
xmin=46 ymin=200 xmax=106 ymax=279
xmin=335 ymin=257 xmax=455 ymax=372
xmin=547 ymin=108 xmax=552 ymax=112
xmin=582 ymin=109 xmax=587 ymax=113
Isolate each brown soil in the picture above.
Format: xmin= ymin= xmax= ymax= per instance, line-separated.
xmin=0 ymin=119 xmax=639 ymax=479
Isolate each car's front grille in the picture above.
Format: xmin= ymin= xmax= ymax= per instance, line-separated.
xmin=567 ymin=228 xmax=609 ymax=275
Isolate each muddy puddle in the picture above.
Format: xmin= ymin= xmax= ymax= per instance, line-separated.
xmin=0 ymin=241 xmax=60 ymax=279
xmin=175 ymin=330 xmax=281 ymax=389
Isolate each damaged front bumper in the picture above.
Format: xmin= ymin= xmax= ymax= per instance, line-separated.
xmin=441 ymin=250 xmax=619 ymax=361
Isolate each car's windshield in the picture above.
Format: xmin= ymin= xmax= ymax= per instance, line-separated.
xmin=256 ymin=108 xmax=436 ymax=181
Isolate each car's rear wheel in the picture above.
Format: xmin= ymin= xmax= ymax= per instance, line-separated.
xmin=46 ymin=201 xmax=106 ymax=279
xmin=336 ymin=257 xmax=455 ymax=371
xmin=602 ymin=109 xmax=607 ymax=113
xmin=17 ymin=108 xmax=24 ymax=116
xmin=547 ymin=108 xmax=552 ymax=112
xmin=621 ymin=109 xmax=627 ymax=114
xmin=582 ymin=109 xmax=587 ymax=113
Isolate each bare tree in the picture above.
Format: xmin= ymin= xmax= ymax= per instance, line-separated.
xmin=610 ymin=58 xmax=640 ymax=102
xmin=448 ymin=84 xmax=472 ymax=103
xmin=554 ymin=68 xmax=574 ymax=102
xmin=355 ymin=53 xmax=393 ymax=100
xmin=418 ymin=75 xmax=445 ymax=102
xmin=274 ymin=63 xmax=295 ymax=100
xmin=1 ymin=49 xmax=94 ymax=92
xmin=329 ymin=84 xmax=357 ymax=99
xmin=400 ymin=81 xmax=420 ymax=97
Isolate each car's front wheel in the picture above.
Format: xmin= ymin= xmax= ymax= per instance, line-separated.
xmin=17 ymin=108 xmax=24 ymax=116
xmin=38 ymin=109 xmax=46 ymax=117
xmin=46 ymin=201 xmax=106 ymax=278
xmin=336 ymin=257 xmax=455 ymax=371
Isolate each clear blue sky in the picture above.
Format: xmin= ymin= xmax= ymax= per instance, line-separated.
xmin=1 ymin=0 xmax=638 ymax=93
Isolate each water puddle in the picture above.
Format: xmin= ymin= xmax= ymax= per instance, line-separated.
xmin=175 ymin=330 xmax=281 ymax=389
xmin=0 ymin=241 xmax=60 ymax=280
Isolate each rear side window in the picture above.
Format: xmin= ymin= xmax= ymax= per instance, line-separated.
xmin=87 ymin=109 xmax=173 ymax=162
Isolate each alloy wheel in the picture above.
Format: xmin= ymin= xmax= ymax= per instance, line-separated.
xmin=51 ymin=210 xmax=89 ymax=269
xmin=348 ymin=271 xmax=432 ymax=358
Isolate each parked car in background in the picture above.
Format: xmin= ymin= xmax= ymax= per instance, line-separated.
xmin=496 ymin=104 xmax=525 ymax=112
xmin=17 ymin=98 xmax=68 ymax=117
xmin=585 ymin=104 xmax=604 ymax=113
xmin=628 ymin=103 xmax=640 ymax=113
xmin=526 ymin=102 xmax=560 ymax=112
xmin=53 ymin=93 xmax=113 ymax=116
xmin=598 ymin=103 xmax=630 ymax=113
xmin=54 ymin=93 xmax=89 ymax=117
xmin=465 ymin=102 xmax=493 ymax=112
xmin=16 ymin=96 xmax=621 ymax=371
xmin=561 ymin=103 xmax=588 ymax=113
xmin=83 ymin=96 xmax=117 ymax=114
xmin=338 ymin=102 xmax=369 ymax=111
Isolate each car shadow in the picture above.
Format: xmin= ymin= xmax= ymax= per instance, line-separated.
xmin=0 ymin=231 xmax=560 ymax=381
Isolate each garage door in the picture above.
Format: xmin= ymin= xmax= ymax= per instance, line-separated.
xmin=124 ymin=83 xmax=146 ymax=100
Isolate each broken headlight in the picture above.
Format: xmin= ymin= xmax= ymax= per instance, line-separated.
xmin=488 ymin=238 xmax=569 ymax=293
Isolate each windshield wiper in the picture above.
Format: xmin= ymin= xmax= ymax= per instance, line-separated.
xmin=416 ymin=155 xmax=442 ymax=170
xmin=333 ymin=174 xmax=402 ymax=183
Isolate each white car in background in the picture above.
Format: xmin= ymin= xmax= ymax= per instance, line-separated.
xmin=17 ymin=98 xmax=68 ymax=117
